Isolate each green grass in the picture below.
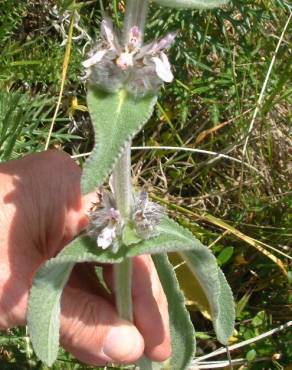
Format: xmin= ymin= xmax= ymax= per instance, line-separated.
xmin=0 ymin=0 xmax=291 ymax=369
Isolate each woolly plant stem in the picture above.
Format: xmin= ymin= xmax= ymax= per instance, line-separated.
xmin=113 ymin=145 xmax=155 ymax=367
xmin=113 ymin=3 xmax=154 ymax=368
xmin=112 ymin=142 xmax=133 ymax=322
xmin=112 ymin=142 xmax=132 ymax=220
xmin=113 ymin=0 xmax=150 ymax=325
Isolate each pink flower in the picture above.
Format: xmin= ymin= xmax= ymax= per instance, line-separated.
xmin=87 ymin=190 xmax=122 ymax=252
xmin=83 ymin=18 xmax=176 ymax=97
xmin=86 ymin=187 xmax=164 ymax=252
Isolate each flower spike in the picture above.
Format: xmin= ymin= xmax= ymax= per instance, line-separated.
xmin=83 ymin=18 xmax=177 ymax=97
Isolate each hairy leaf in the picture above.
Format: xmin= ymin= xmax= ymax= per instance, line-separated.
xmin=215 ymin=268 xmax=235 ymax=344
xmin=153 ymin=0 xmax=229 ymax=9
xmin=51 ymin=217 xmax=209 ymax=265
xmin=153 ymin=254 xmax=195 ymax=370
xmin=137 ymin=356 xmax=162 ymax=370
xmin=27 ymin=236 xmax=123 ymax=366
xmin=169 ymin=253 xmax=211 ymax=316
xmin=57 ymin=235 xmax=124 ymax=264
xmin=27 ymin=262 xmax=73 ymax=366
xmin=127 ymin=217 xmax=205 ymax=256
xmin=82 ymin=88 xmax=157 ymax=194
xmin=180 ymin=250 xmax=235 ymax=345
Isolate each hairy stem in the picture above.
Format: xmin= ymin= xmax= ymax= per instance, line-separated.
xmin=114 ymin=256 xmax=133 ymax=322
xmin=112 ymin=142 xmax=133 ymax=322
xmin=113 ymin=0 xmax=151 ymax=324
xmin=112 ymin=142 xmax=132 ymax=220
xmin=113 ymin=3 xmax=154 ymax=367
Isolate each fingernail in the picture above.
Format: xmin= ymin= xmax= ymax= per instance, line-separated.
xmin=103 ymin=325 xmax=144 ymax=362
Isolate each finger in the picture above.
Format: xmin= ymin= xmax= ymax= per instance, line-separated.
xmin=60 ymin=280 xmax=144 ymax=366
xmin=67 ymin=263 xmax=113 ymax=302
xmin=103 ymin=256 xmax=171 ymax=362
xmin=62 ymin=191 xmax=97 ymax=244
xmin=30 ymin=150 xmax=96 ymax=249
xmin=132 ymin=256 xmax=171 ymax=361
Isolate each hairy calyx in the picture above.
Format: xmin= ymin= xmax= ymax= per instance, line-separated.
xmin=86 ymin=188 xmax=164 ymax=252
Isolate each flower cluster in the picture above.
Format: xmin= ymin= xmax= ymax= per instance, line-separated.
xmin=83 ymin=18 xmax=176 ymax=97
xmin=86 ymin=190 xmax=122 ymax=252
xmin=87 ymin=188 xmax=165 ymax=252
xmin=132 ymin=189 xmax=165 ymax=239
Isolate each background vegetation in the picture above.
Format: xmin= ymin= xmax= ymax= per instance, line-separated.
xmin=0 ymin=0 xmax=291 ymax=369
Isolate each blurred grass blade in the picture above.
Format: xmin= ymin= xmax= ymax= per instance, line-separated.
xmin=0 ymin=91 xmax=57 ymax=162
xmin=44 ymin=10 xmax=75 ymax=150
xmin=236 ymin=292 xmax=252 ymax=318
xmin=217 ymin=246 xmax=234 ymax=267
xmin=193 ymin=111 xmax=254 ymax=145
xmin=204 ymin=213 xmax=288 ymax=276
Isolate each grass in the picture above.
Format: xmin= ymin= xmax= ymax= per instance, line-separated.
xmin=0 ymin=0 xmax=291 ymax=369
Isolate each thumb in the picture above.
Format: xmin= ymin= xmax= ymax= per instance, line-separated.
xmin=60 ymin=284 xmax=145 ymax=366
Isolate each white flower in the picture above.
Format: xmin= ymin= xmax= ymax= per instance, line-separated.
xmin=97 ymin=223 xmax=117 ymax=249
xmin=82 ymin=18 xmax=177 ymax=97
xmin=87 ymin=187 xmax=165 ymax=251
xmin=87 ymin=191 xmax=122 ymax=252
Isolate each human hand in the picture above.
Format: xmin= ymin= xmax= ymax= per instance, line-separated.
xmin=0 ymin=150 xmax=171 ymax=365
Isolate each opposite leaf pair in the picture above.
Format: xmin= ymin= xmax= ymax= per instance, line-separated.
xmin=28 ymin=215 xmax=235 ymax=369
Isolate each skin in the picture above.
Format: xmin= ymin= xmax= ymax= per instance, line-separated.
xmin=0 ymin=150 xmax=171 ymax=366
